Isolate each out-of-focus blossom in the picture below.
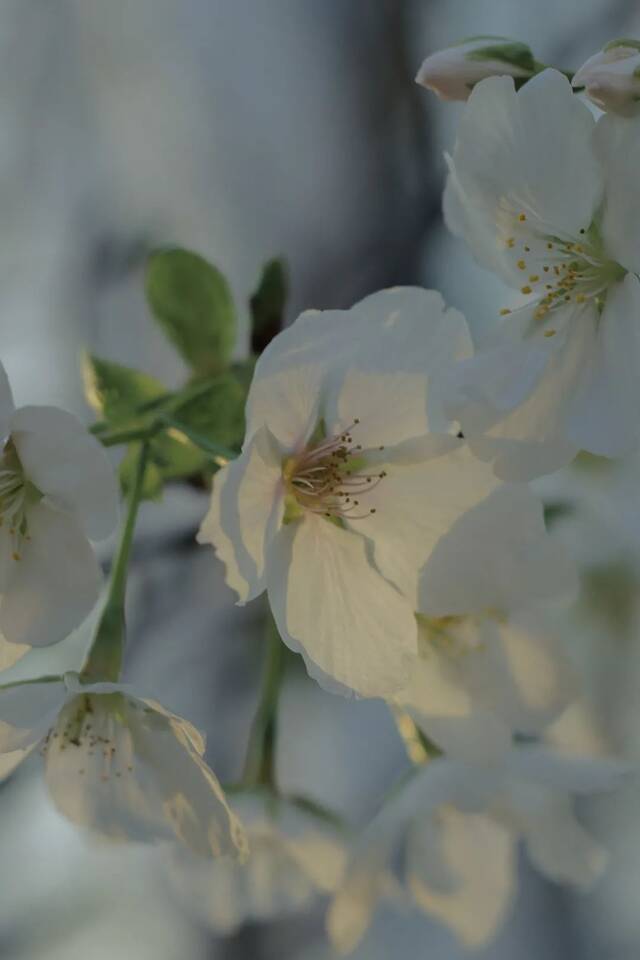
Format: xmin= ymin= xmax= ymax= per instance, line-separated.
xmin=416 ymin=37 xmax=536 ymax=101
xmin=395 ymin=485 xmax=577 ymax=762
xmin=444 ymin=69 xmax=640 ymax=480
xmin=0 ymin=362 xmax=118 ymax=648
xmin=199 ymin=287 xmax=509 ymax=698
xmin=0 ymin=671 xmax=247 ymax=860
xmin=573 ymin=40 xmax=640 ymax=117
xmin=328 ymin=747 xmax=619 ymax=952
xmin=169 ymin=791 xmax=345 ymax=931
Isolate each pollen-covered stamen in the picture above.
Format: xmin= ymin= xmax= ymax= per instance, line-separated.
xmin=285 ymin=419 xmax=386 ymax=521
xmin=41 ymin=693 xmax=138 ymax=780
xmin=499 ymin=215 xmax=625 ymax=323
xmin=0 ymin=466 xmax=29 ymax=561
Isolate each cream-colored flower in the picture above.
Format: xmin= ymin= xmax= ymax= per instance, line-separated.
xmin=573 ymin=40 xmax=640 ymax=117
xmin=416 ymin=36 xmax=535 ymax=102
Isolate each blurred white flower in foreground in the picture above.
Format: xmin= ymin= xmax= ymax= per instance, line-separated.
xmin=199 ymin=287 xmax=510 ymax=697
xmin=328 ymin=747 xmax=620 ymax=953
xmin=416 ymin=37 xmax=536 ymax=102
xmin=573 ymin=40 xmax=640 ymax=117
xmin=0 ymin=671 xmax=247 ymax=859
xmin=444 ymin=69 xmax=640 ymax=479
xmin=169 ymin=791 xmax=345 ymax=931
xmin=0 ymin=361 xmax=118 ymax=648
xmin=396 ymin=485 xmax=577 ymax=762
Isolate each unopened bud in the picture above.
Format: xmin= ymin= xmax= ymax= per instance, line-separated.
xmin=416 ymin=36 xmax=537 ymax=102
xmin=573 ymin=40 xmax=640 ymax=117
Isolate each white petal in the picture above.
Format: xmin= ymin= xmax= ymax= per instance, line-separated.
xmin=568 ymin=274 xmax=640 ymax=457
xmin=353 ymin=439 xmax=499 ymax=610
xmin=408 ymin=807 xmax=516 ymax=947
xmin=0 ymin=633 xmax=29 ymax=672
xmin=0 ymin=503 xmax=102 ymax=648
xmin=0 ymin=677 xmax=67 ymax=750
xmin=0 ymin=361 xmax=15 ymax=440
xmin=447 ymin=306 xmax=595 ymax=480
xmin=245 ymin=362 xmax=325 ymax=450
xmin=11 ymin=405 xmax=118 ymax=541
xmin=594 ymin=113 xmax=640 ymax=274
xmin=449 ymin=70 xmax=600 ymax=263
xmin=521 ymin=795 xmax=607 ymax=889
xmin=505 ymin=745 xmax=629 ymax=794
xmin=0 ymin=745 xmax=32 ymax=781
xmin=417 ymin=485 xmax=578 ymax=615
xmin=45 ymin=692 xmax=247 ymax=859
xmin=198 ymin=426 xmax=284 ymax=604
xmin=266 ymin=514 xmax=417 ymax=697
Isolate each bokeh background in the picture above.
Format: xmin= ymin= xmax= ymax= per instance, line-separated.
xmin=2 ymin=1 xmax=640 ymax=958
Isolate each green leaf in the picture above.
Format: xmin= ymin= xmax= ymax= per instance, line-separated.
xmin=250 ymin=258 xmax=288 ymax=353
xmin=119 ymin=443 xmax=164 ymax=501
xmin=145 ymin=248 xmax=236 ymax=375
xmin=170 ymin=373 xmax=247 ymax=451
xmin=82 ymin=354 xmax=167 ymax=427
xmin=119 ymin=432 xmax=209 ymax=502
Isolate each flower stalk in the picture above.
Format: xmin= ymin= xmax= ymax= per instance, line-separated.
xmin=242 ymin=617 xmax=286 ymax=788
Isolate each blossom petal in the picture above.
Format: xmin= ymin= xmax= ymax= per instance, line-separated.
xmin=417 ymin=485 xmax=578 ymax=615
xmin=245 ymin=363 xmax=325 ymax=450
xmin=45 ymin=692 xmax=247 ymax=859
xmin=198 ymin=426 xmax=284 ymax=603
xmin=0 ymin=633 xmax=29 ymax=672
xmin=446 ymin=305 xmax=594 ymax=480
xmin=266 ymin=514 xmax=417 ymax=697
xmin=520 ymin=795 xmax=607 ymax=889
xmin=11 ymin=405 xmax=118 ymax=541
xmin=448 ymin=70 xmax=600 ymax=271
xmin=0 ymin=503 xmax=102 ymax=648
xmin=408 ymin=807 xmax=516 ymax=947
xmin=351 ymin=439 xmax=500 ymax=609
xmin=0 ymin=677 xmax=66 ymax=750
xmin=594 ymin=113 xmax=640 ymax=275
xmin=568 ymin=274 xmax=640 ymax=457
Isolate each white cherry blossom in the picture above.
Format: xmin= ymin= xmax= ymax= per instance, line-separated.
xmin=328 ymin=747 xmax=619 ymax=953
xmin=0 ymin=362 xmax=118 ymax=648
xmin=395 ymin=484 xmax=577 ymax=762
xmin=443 ymin=69 xmax=640 ymax=479
xmin=169 ymin=791 xmax=345 ymax=931
xmin=0 ymin=671 xmax=247 ymax=859
xmin=416 ymin=37 xmax=535 ymax=102
xmin=573 ymin=40 xmax=640 ymax=117
xmin=198 ymin=287 xmax=508 ymax=698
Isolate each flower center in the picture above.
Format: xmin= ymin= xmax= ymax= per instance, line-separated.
xmin=417 ymin=611 xmax=505 ymax=658
xmin=499 ymin=215 xmax=626 ymax=336
xmin=283 ymin=419 xmax=386 ymax=522
xmin=0 ymin=440 xmax=31 ymax=561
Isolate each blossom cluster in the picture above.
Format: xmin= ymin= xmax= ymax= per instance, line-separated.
xmin=0 ymin=31 xmax=636 ymax=955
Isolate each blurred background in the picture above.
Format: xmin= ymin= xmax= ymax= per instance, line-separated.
xmin=1 ymin=1 xmax=640 ymax=957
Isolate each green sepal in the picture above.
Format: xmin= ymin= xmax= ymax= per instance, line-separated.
xmin=604 ymin=38 xmax=640 ymax=53
xmin=466 ymin=41 xmax=536 ymax=73
xmin=250 ymin=257 xmax=289 ymax=353
xmin=145 ymin=248 xmax=236 ymax=376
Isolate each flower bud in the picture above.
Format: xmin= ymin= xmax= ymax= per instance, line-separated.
xmin=572 ymin=40 xmax=640 ymax=116
xmin=415 ymin=36 xmax=537 ymax=102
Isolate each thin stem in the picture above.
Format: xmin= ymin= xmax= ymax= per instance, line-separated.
xmin=242 ymin=619 xmax=285 ymax=788
xmin=97 ymin=424 xmax=158 ymax=447
xmin=81 ymin=442 xmax=150 ymax=682
xmin=390 ymin=706 xmax=442 ymax=764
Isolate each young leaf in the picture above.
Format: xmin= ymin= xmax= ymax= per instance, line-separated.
xmin=82 ymin=354 xmax=167 ymax=427
xmin=170 ymin=373 xmax=246 ymax=451
xmin=145 ymin=248 xmax=236 ymax=375
xmin=250 ymin=258 xmax=288 ymax=354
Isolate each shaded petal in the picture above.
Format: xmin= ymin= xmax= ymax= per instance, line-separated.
xmin=446 ymin=305 xmax=595 ymax=480
xmin=418 ymin=485 xmax=578 ymax=615
xmin=408 ymin=807 xmax=516 ymax=948
xmin=0 ymin=503 xmax=102 ymax=648
xmin=568 ymin=274 xmax=640 ymax=457
xmin=353 ymin=439 xmax=500 ymax=609
xmin=520 ymin=795 xmax=607 ymax=889
xmin=448 ymin=71 xmax=600 ymax=267
xmin=0 ymin=677 xmax=66 ymax=750
xmin=266 ymin=514 xmax=417 ymax=697
xmin=594 ymin=113 xmax=640 ymax=274
xmin=11 ymin=405 xmax=118 ymax=541
xmin=198 ymin=426 xmax=284 ymax=603
xmin=0 ymin=633 xmax=29 ymax=672
xmin=45 ymin=692 xmax=247 ymax=859
xmin=245 ymin=363 xmax=324 ymax=450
